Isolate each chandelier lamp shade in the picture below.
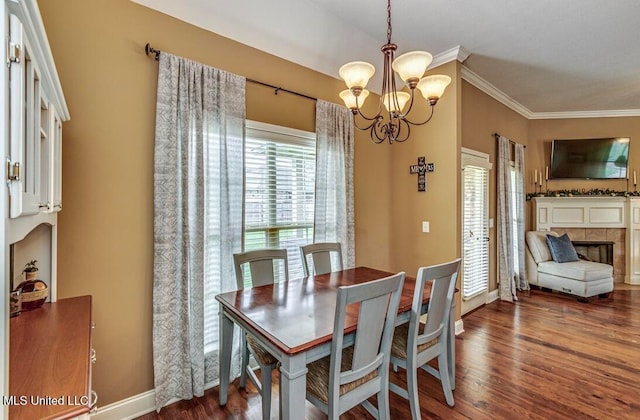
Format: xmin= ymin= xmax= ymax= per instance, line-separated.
xmin=338 ymin=0 xmax=451 ymax=144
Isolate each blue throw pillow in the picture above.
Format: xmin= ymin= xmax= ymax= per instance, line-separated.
xmin=546 ymin=233 xmax=579 ymax=263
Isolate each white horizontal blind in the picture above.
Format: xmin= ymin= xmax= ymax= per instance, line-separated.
xmin=244 ymin=122 xmax=316 ymax=282
xmin=462 ymin=164 xmax=490 ymax=300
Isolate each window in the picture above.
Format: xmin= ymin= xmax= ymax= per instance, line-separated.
xmin=461 ymin=148 xmax=492 ymax=314
xmin=244 ymin=121 xmax=316 ymax=281
xmin=510 ymin=164 xmax=520 ymax=275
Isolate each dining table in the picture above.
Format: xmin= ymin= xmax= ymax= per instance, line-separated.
xmin=216 ymin=266 xmax=456 ymax=419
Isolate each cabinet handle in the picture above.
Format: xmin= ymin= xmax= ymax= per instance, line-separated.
xmin=6 ymin=159 xmax=19 ymax=181
xmin=90 ymin=348 xmax=97 ymax=364
xmin=89 ymin=390 xmax=98 ymax=412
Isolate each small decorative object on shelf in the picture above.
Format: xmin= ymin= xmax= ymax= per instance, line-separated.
xmin=526 ymin=189 xmax=640 ymax=201
xmin=16 ymin=261 xmax=48 ymax=311
xmin=13 ymin=280 xmax=48 ymax=311
xmin=22 ymin=259 xmax=39 ymax=281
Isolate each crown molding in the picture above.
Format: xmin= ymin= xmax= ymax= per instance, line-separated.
xmin=429 ymin=45 xmax=471 ymax=70
xmin=529 ymin=109 xmax=640 ymax=120
xmin=461 ymin=66 xmax=534 ymax=118
xmin=461 ymin=65 xmax=640 ymax=120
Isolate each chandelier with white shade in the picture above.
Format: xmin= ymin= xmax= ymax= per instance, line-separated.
xmin=339 ymin=0 xmax=451 ymax=144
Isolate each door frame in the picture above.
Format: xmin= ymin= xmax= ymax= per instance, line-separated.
xmin=461 ymin=147 xmax=492 ymax=315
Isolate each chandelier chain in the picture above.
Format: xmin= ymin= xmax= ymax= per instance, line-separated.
xmin=386 ymin=0 xmax=392 ymax=44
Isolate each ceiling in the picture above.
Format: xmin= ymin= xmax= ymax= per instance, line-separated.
xmin=133 ymin=0 xmax=640 ymax=118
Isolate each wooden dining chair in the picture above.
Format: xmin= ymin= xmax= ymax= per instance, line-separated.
xmin=233 ymin=249 xmax=289 ymax=420
xmin=305 ymin=271 xmax=405 ymax=419
xmin=389 ymin=258 xmax=461 ymax=418
xmin=300 ymin=242 xmax=343 ymax=276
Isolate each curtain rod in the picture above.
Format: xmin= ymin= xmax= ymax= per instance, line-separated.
xmin=144 ymin=43 xmax=318 ymax=102
xmin=494 ymin=132 xmax=526 ymax=148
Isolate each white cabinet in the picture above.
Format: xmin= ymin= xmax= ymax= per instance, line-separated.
xmin=8 ymin=13 xmax=41 ymax=217
xmin=6 ymin=3 xmax=68 ymax=219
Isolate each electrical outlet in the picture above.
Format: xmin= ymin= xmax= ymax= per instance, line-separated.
xmin=422 ymin=221 xmax=430 ymax=233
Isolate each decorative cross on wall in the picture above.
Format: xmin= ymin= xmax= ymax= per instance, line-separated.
xmin=409 ymin=156 xmax=435 ymax=192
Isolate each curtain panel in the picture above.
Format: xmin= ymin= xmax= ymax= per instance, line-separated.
xmin=152 ymin=52 xmax=244 ymax=410
xmin=314 ymin=100 xmax=355 ymax=268
xmin=497 ymin=135 xmax=527 ymax=302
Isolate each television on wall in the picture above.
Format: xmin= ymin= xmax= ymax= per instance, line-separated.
xmin=550 ymin=137 xmax=630 ymax=179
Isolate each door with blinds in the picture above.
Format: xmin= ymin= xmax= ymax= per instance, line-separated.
xmin=461 ymin=148 xmax=492 ymax=315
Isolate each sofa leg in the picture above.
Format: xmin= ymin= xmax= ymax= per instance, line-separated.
xmin=598 ymin=293 xmax=610 ymax=299
xmin=577 ymin=297 xmax=589 ymax=303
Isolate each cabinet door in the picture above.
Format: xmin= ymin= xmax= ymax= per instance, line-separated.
xmin=51 ymin=108 xmax=62 ymax=212
xmin=8 ymin=14 xmax=42 ymax=217
xmin=40 ymin=98 xmax=51 ymax=212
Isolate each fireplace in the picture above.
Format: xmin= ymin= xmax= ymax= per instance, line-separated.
xmin=571 ymin=241 xmax=614 ymax=265
xmin=532 ymin=197 xmax=640 ymax=284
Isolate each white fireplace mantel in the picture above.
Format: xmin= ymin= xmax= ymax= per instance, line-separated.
xmin=532 ymin=197 xmax=640 ymax=284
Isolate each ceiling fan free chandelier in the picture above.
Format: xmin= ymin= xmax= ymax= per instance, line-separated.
xmin=338 ymin=0 xmax=451 ymax=144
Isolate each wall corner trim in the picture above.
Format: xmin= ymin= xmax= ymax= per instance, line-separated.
xmin=430 ymin=45 xmax=471 ymax=70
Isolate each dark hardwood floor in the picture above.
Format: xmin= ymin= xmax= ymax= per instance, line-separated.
xmin=137 ymin=288 xmax=640 ymax=419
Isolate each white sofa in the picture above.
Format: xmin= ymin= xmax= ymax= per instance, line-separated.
xmin=525 ymin=230 xmax=614 ymax=300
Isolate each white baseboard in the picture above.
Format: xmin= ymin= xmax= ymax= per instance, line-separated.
xmin=91 ymin=379 xmax=221 ymax=420
xmin=90 ymin=390 xmax=157 ymax=420
xmin=487 ymin=289 xmax=499 ymax=304
xmin=455 ymin=319 xmax=464 ymax=336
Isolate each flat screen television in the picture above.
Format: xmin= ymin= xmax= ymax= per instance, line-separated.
xmin=550 ymin=137 xmax=630 ymax=179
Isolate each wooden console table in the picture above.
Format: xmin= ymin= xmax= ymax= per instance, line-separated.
xmin=10 ymin=295 xmax=94 ymax=419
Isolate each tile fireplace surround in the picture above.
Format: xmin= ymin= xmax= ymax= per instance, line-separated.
xmin=553 ymin=228 xmax=623 ymax=283
xmin=532 ymin=197 xmax=640 ymax=285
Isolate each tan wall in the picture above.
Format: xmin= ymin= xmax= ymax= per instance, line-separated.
xmin=461 ymin=81 xmax=529 ymax=292
xmin=38 ymin=0 xmax=394 ymax=406
xmin=528 ymin=117 xmax=640 ymax=194
xmin=387 ymin=61 xmax=461 ymax=311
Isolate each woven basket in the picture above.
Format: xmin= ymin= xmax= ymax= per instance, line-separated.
xmin=15 ymin=280 xmax=48 ymax=310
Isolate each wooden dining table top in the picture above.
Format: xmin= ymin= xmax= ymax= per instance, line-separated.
xmin=216 ymin=266 xmax=432 ymax=356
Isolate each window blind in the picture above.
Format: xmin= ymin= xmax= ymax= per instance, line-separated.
xmin=462 ymin=164 xmax=490 ymax=300
xmin=244 ymin=123 xmax=316 ymax=281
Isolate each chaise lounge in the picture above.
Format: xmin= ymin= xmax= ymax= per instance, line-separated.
xmin=525 ymin=230 xmax=614 ymax=301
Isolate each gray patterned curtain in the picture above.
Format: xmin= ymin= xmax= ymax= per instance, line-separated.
xmin=153 ymin=52 xmax=244 ymax=410
xmin=314 ymin=100 xmax=355 ymax=268
xmin=497 ymin=135 xmax=528 ymax=302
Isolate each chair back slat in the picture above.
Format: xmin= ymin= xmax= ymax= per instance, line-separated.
xmin=352 ymin=295 xmax=389 ymax=369
xmin=330 ymin=272 xmax=404 ymax=389
xmin=233 ymin=249 xmax=289 ymax=289
xmin=411 ymin=259 xmax=461 ymax=347
xmin=300 ymin=242 xmax=343 ymax=276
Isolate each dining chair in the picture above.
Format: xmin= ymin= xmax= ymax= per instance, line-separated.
xmin=300 ymin=242 xmax=343 ymax=276
xmin=389 ymin=258 xmax=461 ymax=418
xmin=233 ymin=249 xmax=289 ymax=420
xmin=306 ymin=271 xmax=405 ymax=419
